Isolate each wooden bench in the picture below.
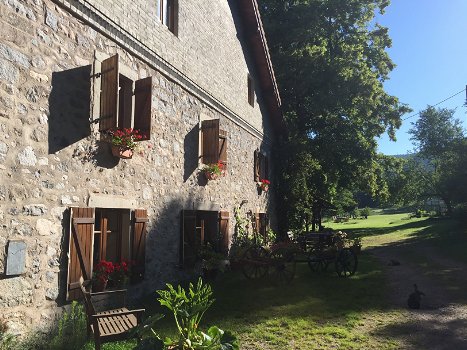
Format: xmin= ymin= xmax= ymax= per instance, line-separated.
xmin=78 ymin=278 xmax=145 ymax=350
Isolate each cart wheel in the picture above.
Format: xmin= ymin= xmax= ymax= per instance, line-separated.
xmin=241 ymin=245 xmax=269 ymax=279
xmin=335 ymin=248 xmax=358 ymax=277
xmin=269 ymin=249 xmax=296 ymax=284
xmin=308 ymin=253 xmax=326 ymax=273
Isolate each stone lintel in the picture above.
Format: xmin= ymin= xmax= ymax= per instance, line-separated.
xmin=88 ymin=193 xmax=137 ymax=209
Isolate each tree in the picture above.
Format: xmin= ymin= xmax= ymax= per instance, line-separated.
xmin=261 ymin=0 xmax=410 ymax=231
xmin=409 ymin=107 xmax=464 ymax=158
xmin=408 ymin=106 xmax=465 ymax=213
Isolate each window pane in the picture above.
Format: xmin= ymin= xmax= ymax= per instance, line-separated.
xmin=162 ymin=0 xmax=168 ymax=25
xmin=156 ymin=0 xmax=161 ymax=19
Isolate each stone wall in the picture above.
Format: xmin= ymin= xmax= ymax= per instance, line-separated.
xmin=52 ymin=0 xmax=270 ymax=134
xmin=0 ymin=0 xmax=277 ymax=335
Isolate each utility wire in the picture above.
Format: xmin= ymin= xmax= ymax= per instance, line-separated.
xmin=402 ymin=87 xmax=466 ymax=121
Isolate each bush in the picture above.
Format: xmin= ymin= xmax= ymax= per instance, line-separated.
xmin=360 ymin=207 xmax=371 ymax=218
xmin=0 ymin=319 xmax=16 ymax=350
xmin=49 ymin=301 xmax=87 ymax=350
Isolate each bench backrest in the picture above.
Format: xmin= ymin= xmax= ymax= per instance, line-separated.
xmin=79 ymin=277 xmax=96 ymax=316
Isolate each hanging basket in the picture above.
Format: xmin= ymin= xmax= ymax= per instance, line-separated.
xmin=111 ymin=144 xmax=133 ymax=159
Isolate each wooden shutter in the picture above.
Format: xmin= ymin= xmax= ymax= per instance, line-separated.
xmin=259 ymin=213 xmax=269 ymax=242
xmin=254 ymin=149 xmax=260 ymax=181
xmin=181 ymin=210 xmax=197 ymax=267
xmin=263 ymin=154 xmax=269 ymax=180
xmin=219 ymin=211 xmax=230 ymax=255
xmin=219 ymin=129 xmax=227 ymax=169
xmin=132 ymin=209 xmax=148 ymax=281
xmin=99 ymin=54 xmax=119 ymax=132
xmin=67 ymin=207 xmax=95 ymax=301
xmin=134 ymin=77 xmax=152 ymax=141
xmin=254 ymin=212 xmax=260 ymax=237
xmin=201 ymin=119 xmax=220 ymax=164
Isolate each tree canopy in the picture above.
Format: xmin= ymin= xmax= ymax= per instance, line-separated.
xmin=260 ymin=0 xmax=410 ymax=231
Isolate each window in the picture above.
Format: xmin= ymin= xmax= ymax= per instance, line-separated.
xmin=200 ymin=119 xmax=228 ymax=168
xmin=157 ymin=0 xmax=178 ymax=34
xmin=254 ymin=149 xmax=269 ymax=181
xmin=247 ymin=74 xmax=255 ymax=107
xmin=180 ymin=210 xmax=230 ymax=267
xmin=99 ymin=54 xmax=152 ymax=140
xmin=67 ymin=207 xmax=148 ymax=300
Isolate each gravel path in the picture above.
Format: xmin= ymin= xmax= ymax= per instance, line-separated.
xmin=369 ymin=243 xmax=467 ymax=349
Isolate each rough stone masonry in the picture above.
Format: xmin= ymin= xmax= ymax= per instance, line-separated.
xmin=0 ymin=0 xmax=277 ymax=335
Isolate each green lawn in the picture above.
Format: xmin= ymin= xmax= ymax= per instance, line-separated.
xmin=78 ymin=213 xmax=467 ymax=350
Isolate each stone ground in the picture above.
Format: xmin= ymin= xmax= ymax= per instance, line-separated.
xmin=369 ymin=243 xmax=467 ymax=349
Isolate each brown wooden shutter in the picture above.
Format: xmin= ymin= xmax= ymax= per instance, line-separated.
xmin=67 ymin=207 xmax=95 ymax=301
xmin=259 ymin=213 xmax=269 ymax=242
xmin=99 ymin=54 xmax=119 ymax=132
xmin=254 ymin=149 xmax=260 ymax=181
xmin=134 ymin=77 xmax=152 ymax=141
xmin=263 ymin=154 xmax=269 ymax=180
xmin=181 ymin=210 xmax=197 ymax=267
xmin=254 ymin=212 xmax=260 ymax=237
xmin=201 ymin=119 xmax=220 ymax=164
xmin=219 ymin=129 xmax=227 ymax=169
xmin=219 ymin=211 xmax=230 ymax=255
xmin=132 ymin=209 xmax=148 ymax=281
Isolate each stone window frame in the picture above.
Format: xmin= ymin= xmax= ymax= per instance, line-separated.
xmin=92 ymin=52 xmax=152 ymax=140
xmin=198 ymin=115 xmax=228 ymax=168
xmin=254 ymin=149 xmax=269 ymax=181
xmin=67 ymin=206 xmax=147 ymax=300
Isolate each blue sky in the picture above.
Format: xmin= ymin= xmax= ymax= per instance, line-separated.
xmin=375 ymin=0 xmax=467 ymax=155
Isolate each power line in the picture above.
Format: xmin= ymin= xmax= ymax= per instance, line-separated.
xmin=402 ymin=87 xmax=466 ymax=121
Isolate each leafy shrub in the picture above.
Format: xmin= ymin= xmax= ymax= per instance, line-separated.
xmin=0 ymin=318 xmax=16 ymax=350
xmin=360 ymin=207 xmax=371 ymax=218
xmin=156 ymin=278 xmax=239 ymax=350
xmin=49 ymin=301 xmax=87 ymax=350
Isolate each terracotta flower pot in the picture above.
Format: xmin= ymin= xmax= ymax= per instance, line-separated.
xmin=205 ymin=171 xmax=219 ymax=181
xmin=111 ymin=145 xmax=133 ymax=159
xmin=92 ymin=278 xmax=108 ymax=292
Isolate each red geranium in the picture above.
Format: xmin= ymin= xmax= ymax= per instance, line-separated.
xmin=108 ymin=128 xmax=146 ymax=150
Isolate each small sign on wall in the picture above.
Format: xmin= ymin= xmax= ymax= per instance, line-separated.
xmin=6 ymin=240 xmax=27 ymax=276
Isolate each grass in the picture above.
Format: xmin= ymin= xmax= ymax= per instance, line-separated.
xmin=76 ymin=213 xmax=467 ymax=349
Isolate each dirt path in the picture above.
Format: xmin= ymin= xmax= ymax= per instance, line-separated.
xmin=369 ymin=243 xmax=467 ymax=349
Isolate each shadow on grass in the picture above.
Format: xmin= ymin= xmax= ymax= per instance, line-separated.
xmin=373 ymin=307 xmax=467 ymax=350
xmin=135 ymin=252 xmax=389 ymax=341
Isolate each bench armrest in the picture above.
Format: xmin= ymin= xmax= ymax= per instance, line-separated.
xmin=90 ymin=289 xmax=127 ymax=296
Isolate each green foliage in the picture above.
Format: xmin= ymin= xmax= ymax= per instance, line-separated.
xmin=156 ymin=278 xmax=239 ymax=350
xmin=408 ymin=107 xmax=467 ymax=213
xmin=259 ymin=0 xmax=410 ymax=232
xmin=360 ymin=207 xmax=371 ymax=218
xmin=0 ymin=319 xmax=16 ymax=350
xmin=49 ymin=301 xmax=87 ymax=350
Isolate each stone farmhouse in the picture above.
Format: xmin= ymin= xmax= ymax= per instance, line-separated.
xmin=0 ymin=0 xmax=283 ymax=333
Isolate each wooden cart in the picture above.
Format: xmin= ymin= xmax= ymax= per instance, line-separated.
xmin=240 ymin=231 xmax=358 ymax=282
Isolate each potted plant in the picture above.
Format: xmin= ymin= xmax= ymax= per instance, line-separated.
xmin=199 ymin=245 xmax=227 ymax=280
xmin=108 ymin=128 xmax=145 ymax=159
xmin=110 ymin=260 xmax=133 ymax=288
xmin=203 ymin=162 xmax=225 ymax=181
xmin=92 ymin=260 xmax=115 ymax=292
xmin=257 ymin=178 xmax=270 ymax=193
